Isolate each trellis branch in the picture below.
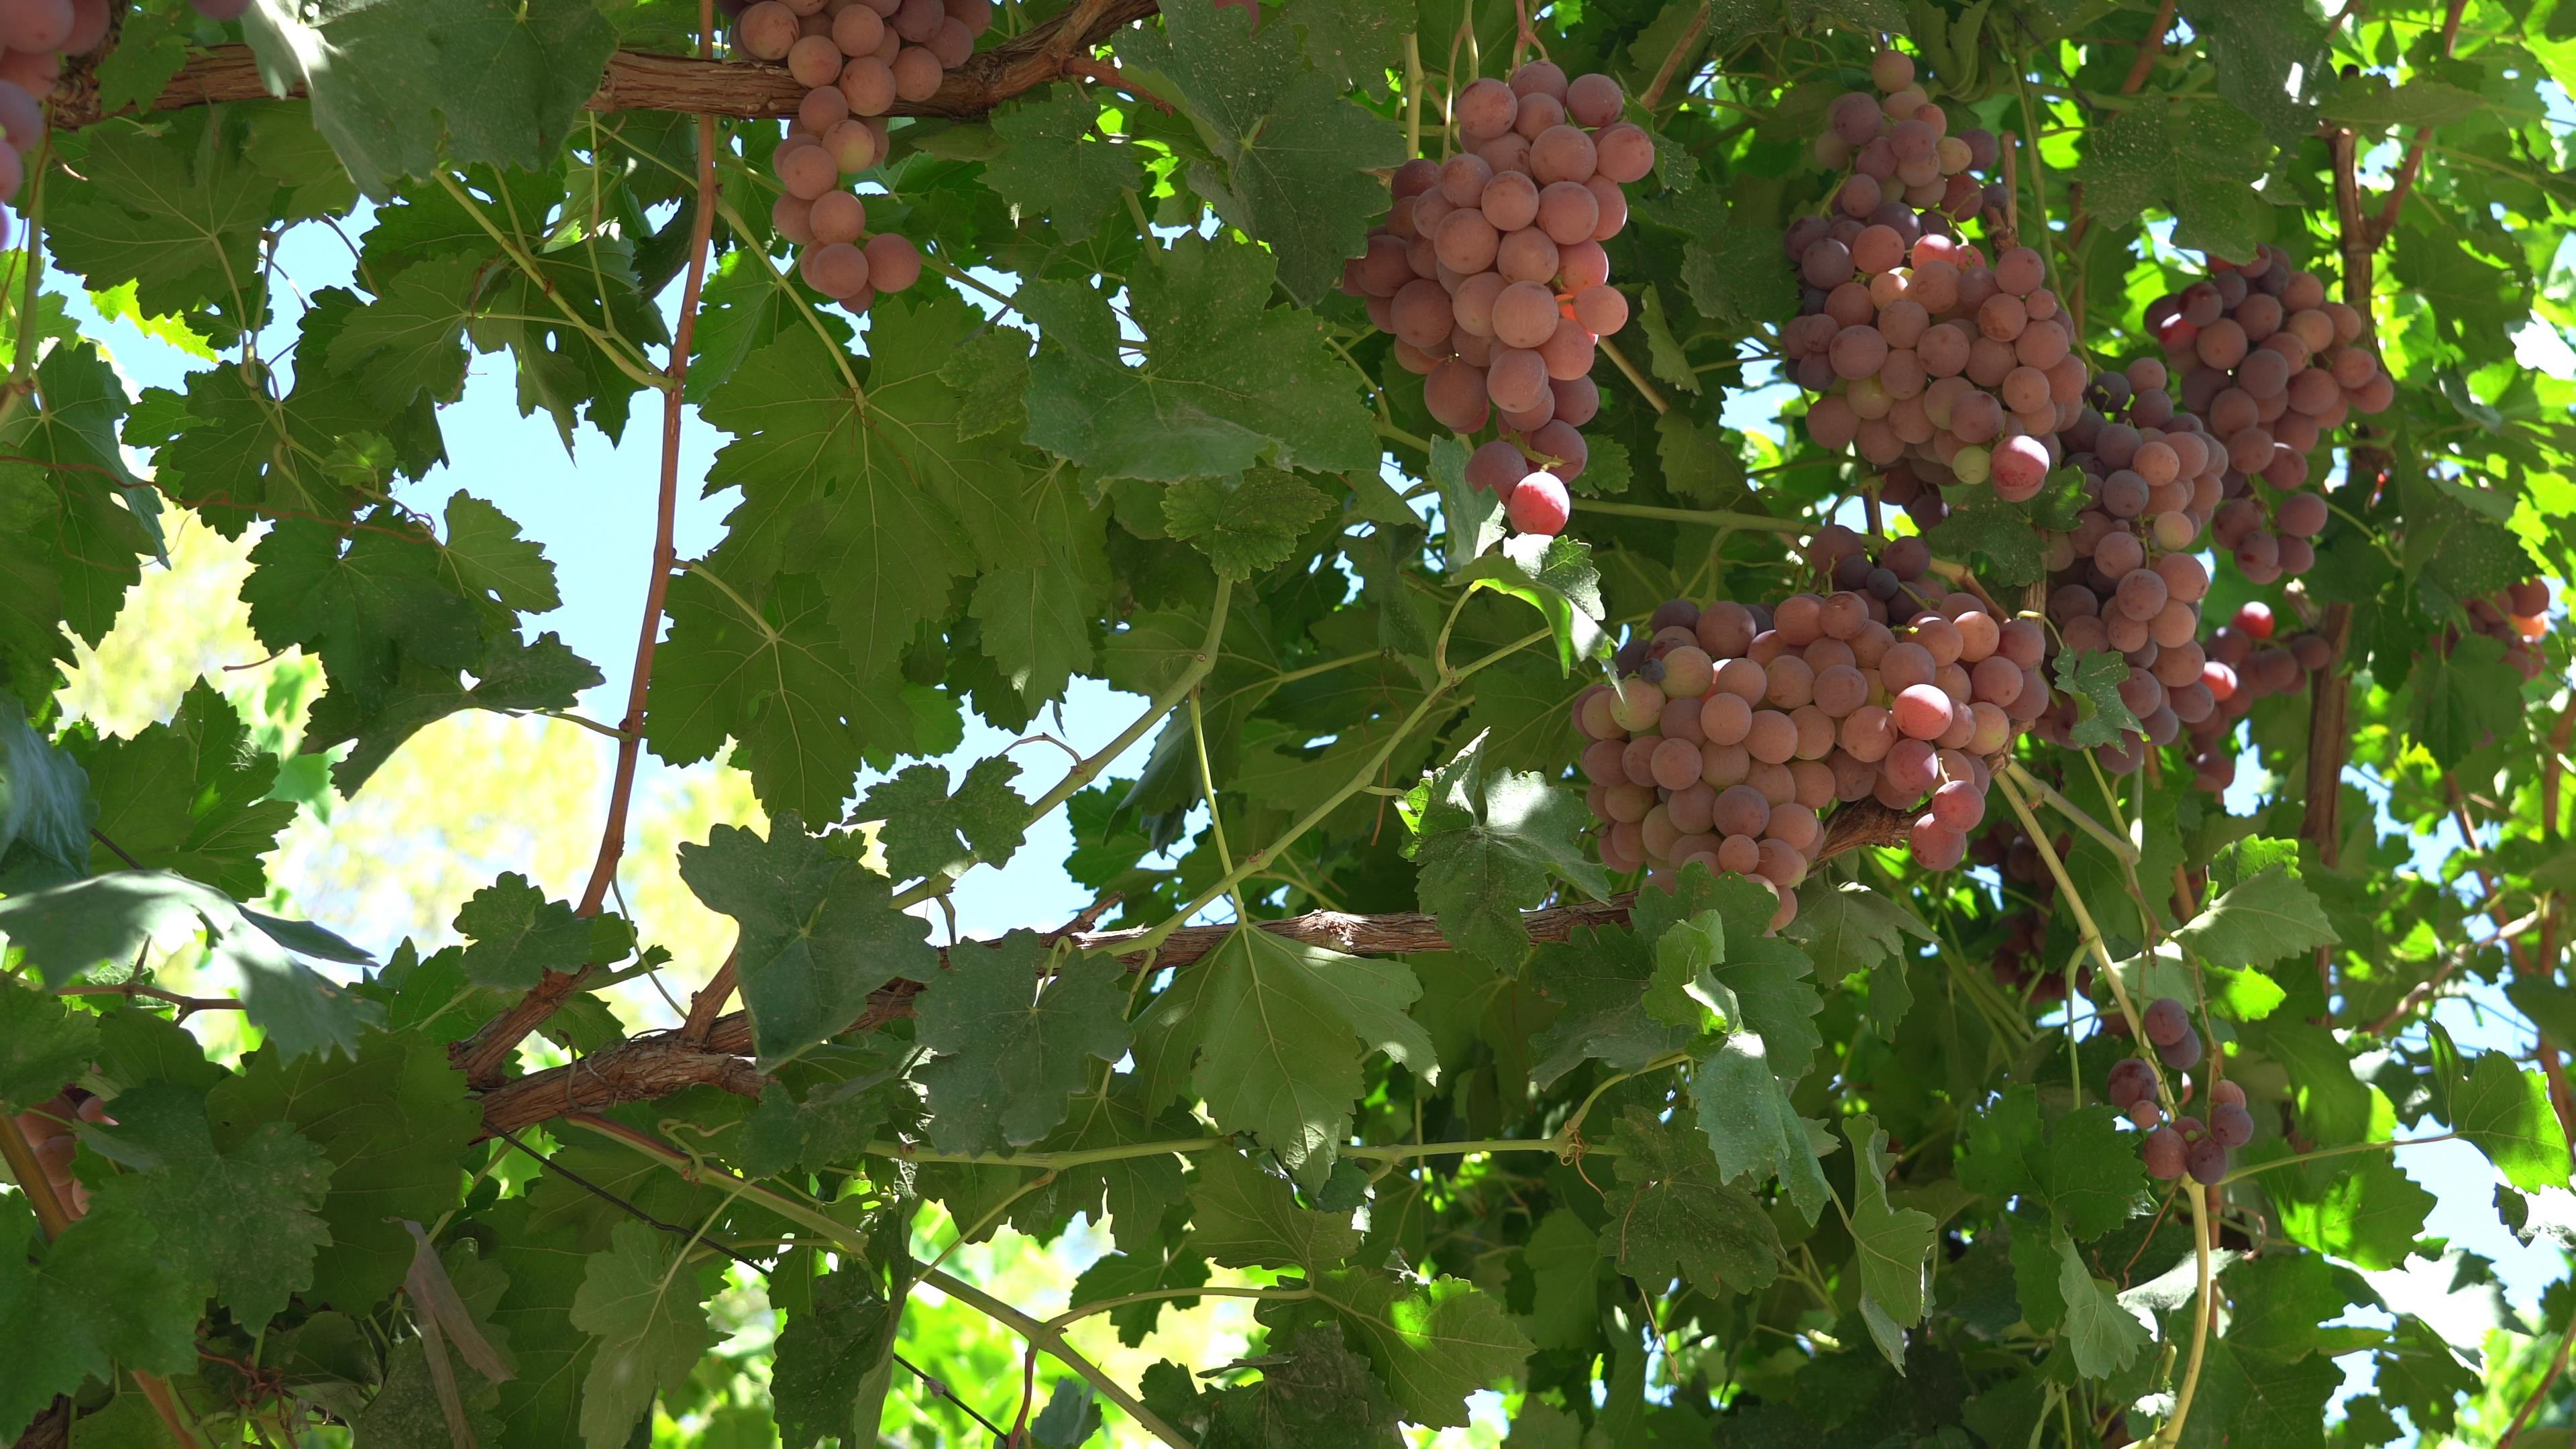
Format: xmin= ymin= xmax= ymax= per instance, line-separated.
xmin=56 ymin=0 xmax=1164 ymax=130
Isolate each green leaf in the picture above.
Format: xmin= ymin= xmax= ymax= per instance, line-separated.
xmin=1020 ymin=235 xmax=1379 ymax=481
xmin=1845 ymin=1115 xmax=1936 ymax=1358
xmin=1678 ymin=221 xmax=1796 ymax=330
xmin=1309 ymin=1267 xmax=1532 ymax=1428
xmin=677 ymin=815 xmax=936 ymax=1068
xmin=2174 ymin=866 xmax=2337 ymax=968
xmin=0 ymin=698 xmax=93 ymax=875
xmin=2261 ymin=1146 xmax=2433 ymax=1271
xmin=76 ymin=1081 xmax=333 ymax=1332
xmin=1434 ymin=434 xmax=1505 ymax=576
xmin=2174 ymin=1342 xmax=2339 ymax=1449
xmin=66 ymin=680 xmax=297 ymax=896
xmin=1070 ymin=1244 xmax=1211 ymax=1346
xmin=1403 ymin=731 xmax=1610 ymax=968
xmin=2408 ymin=632 xmax=2526 ymax=767
xmin=1188 ymin=1147 xmax=1364 ymax=1270
xmin=1140 ymin=923 xmax=1434 ymax=1177
xmin=772 ymin=1267 xmax=896 ymax=1449
xmin=451 ymin=873 xmax=592 ymax=991
xmin=0 ymin=983 xmax=97 ymax=1110
xmin=1599 ymin=1106 xmax=1782 ymax=1295
xmin=2037 ymin=1105 xmax=2147 ymax=1241
xmin=1786 ymin=879 xmax=1930 ymax=988
xmin=2053 ymin=648 xmax=2145 ymax=750
xmin=244 ymin=0 xmax=617 ymax=197
xmin=853 ymin=757 xmax=1030 ymax=884
xmin=1688 ymin=1032 xmax=1830 ymax=1224
xmin=45 ymin=111 xmax=277 ymax=344
xmin=569 ymin=1220 xmax=716 ymax=1449
xmin=2079 ymin=97 xmax=2273 ymax=260
xmin=2182 ymin=0 xmax=2333 ymax=147
xmin=1030 ymin=1379 xmax=1104 ymax=1447
xmin=912 ymin=932 xmax=1133 ymax=1154
xmin=92 ymin=8 xmax=193 ymax=115
xmin=2054 ymin=1234 xmax=2151 ymax=1378
xmin=207 ymin=1028 xmax=479 ymax=1311
xmin=2222 ymin=1252 xmax=2371 ymax=1359
xmin=1127 ymin=0 xmax=1407 ymax=304
xmin=1924 ymin=486 xmax=2051 ymax=588
xmin=2370 ymin=1316 xmax=2479 ymax=1436
xmin=0 ymin=1193 xmax=203 ymax=1433
xmin=647 ymin=570 xmax=880 ymax=822
xmin=2320 ymin=76 xmax=2489 ymax=131
xmin=1456 ymin=533 xmax=1611 ymax=672
xmin=1518 ymin=1209 xmax=1602 ymax=1352
xmin=0 ymin=872 xmax=380 ymax=1061
xmin=1205 ymin=1325 xmax=1404 ymax=1446
xmin=981 ymin=91 xmax=1147 ymax=236
xmin=435 ymin=490 xmax=561 ymax=614
xmin=1525 ymin=923 xmax=1693 ymax=1088
xmin=327 ymin=253 xmax=479 ymax=409
xmin=1636 ymin=284 xmax=1703 ymax=396
xmin=939 ymin=322 xmax=1034 ymax=442
xmin=1162 ymin=469 xmax=1334 ymax=580
xmin=2248 ymin=1020 xmax=2371 ymax=1146
xmin=2448 ymin=1051 xmax=2571 ymax=1192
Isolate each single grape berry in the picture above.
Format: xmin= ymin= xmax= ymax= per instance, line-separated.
xmin=2208 ymin=1100 xmax=2254 ymax=1148
xmin=2155 ymin=1024 xmax=2204 ymax=1071
xmin=2185 ymin=1138 xmax=2229 ymax=1185
xmin=2142 ymin=996 xmax=2190 ymax=1047
xmin=2141 ymin=1125 xmax=2186 ymax=1179
xmin=2106 ymin=1055 xmax=2157 ymax=1110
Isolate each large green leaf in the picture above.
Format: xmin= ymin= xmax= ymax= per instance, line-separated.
xmin=910 ymin=931 xmax=1134 ymax=1154
xmin=1403 ymin=731 xmax=1609 ymax=969
xmin=569 ymin=1220 xmax=718 ymax=1449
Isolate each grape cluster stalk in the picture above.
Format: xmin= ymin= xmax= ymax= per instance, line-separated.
xmin=1567 ymin=526 xmax=2049 ymax=930
xmin=1784 ymin=52 xmax=2084 ymax=504
xmin=731 ymin=0 xmax=947 ymax=312
xmin=1346 ymin=62 xmax=1655 ymax=539
xmin=2109 ymin=998 xmax=2252 ymax=1186
xmin=11 ymin=1086 xmax=105 ymax=1218
xmin=0 ymin=0 xmax=131 ymax=222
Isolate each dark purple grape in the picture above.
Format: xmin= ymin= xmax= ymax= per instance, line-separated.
xmin=2143 ymin=996 xmax=2190 ymax=1046
xmin=2208 ymin=1101 xmax=2253 ymax=1148
xmin=2153 ymin=1024 xmax=2202 ymax=1071
xmin=2106 ymin=1056 xmax=2157 ymax=1110
xmin=2185 ymin=1139 xmax=2229 ymax=1185
xmin=2142 ymin=1126 xmax=2186 ymax=1179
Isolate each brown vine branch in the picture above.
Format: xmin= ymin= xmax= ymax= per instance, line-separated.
xmin=2369 ymin=0 xmax=2469 ymax=243
xmin=1637 ymin=0 xmax=1711 ymax=111
xmin=58 ymin=0 xmax=1164 ymax=130
xmin=2498 ymin=1305 xmax=2576 ymax=1449
xmin=679 ymin=949 xmax=739 ymax=1048
xmin=2120 ymin=0 xmax=2178 ymax=95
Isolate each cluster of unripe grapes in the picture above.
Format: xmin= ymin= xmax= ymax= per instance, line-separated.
xmin=2109 ymin=998 xmax=2253 ymax=1187
xmin=2180 ymin=600 xmax=2332 ymax=792
xmin=1786 ymin=58 xmax=2084 ymax=502
xmin=1348 ymin=62 xmax=1656 ymax=539
xmin=1566 ymin=529 xmax=2047 ymax=924
xmin=11 ymin=1085 xmax=106 ymax=1218
xmin=2146 ymin=245 xmax=2387 ymax=584
xmin=2463 ymin=578 xmax=2555 ymax=682
xmin=2027 ymin=357 xmax=2224 ymax=773
xmin=0 ymin=0 xmax=125 ymax=218
xmin=733 ymin=0 xmax=945 ymax=311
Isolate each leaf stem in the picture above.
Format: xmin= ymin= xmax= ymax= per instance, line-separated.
xmin=2005 ymin=761 xmax=2137 ymax=865
xmin=918 ymin=1265 xmax=1193 ymax=1447
xmin=1573 ymin=500 xmax=1806 ymax=532
xmin=1044 ymin=1283 xmax=1312 ymax=1332
xmin=432 ymin=171 xmax=666 ymax=396
xmin=2214 ymin=1132 xmax=2455 ymax=1185
xmin=1598 ymin=335 xmax=1668 ymax=415
xmin=892 ymin=576 xmax=1234 ymax=911
xmin=2151 ymin=1185 xmax=2214 ymax=1448
xmin=1187 ymin=688 xmax=1246 ymax=921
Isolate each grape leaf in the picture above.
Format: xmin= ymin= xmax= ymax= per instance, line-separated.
xmin=240 ymin=513 xmax=484 ymax=713
xmin=1525 ymin=923 xmax=1693 ymax=1087
xmin=2447 ymin=1051 xmax=2571 ymax=1192
xmin=307 ymin=629 xmax=603 ymax=795
xmin=1925 ymin=486 xmax=2051 ymax=588
xmin=911 ymin=931 xmax=1133 ymax=1154
xmin=1434 ymin=434 xmax=1506 ymax=576
xmin=46 ymin=111 xmax=278 ymax=345
xmin=452 ymin=873 xmax=591 ymax=991
xmin=773 ymin=1267 xmax=898 ymax=1449
xmin=244 ymin=0 xmax=617 ymax=198
xmin=1206 ymin=1326 xmax=1404 ymax=1446
xmin=207 ymin=1027 xmax=478 ymax=1311
xmin=2370 ymin=1316 xmax=2479 ymax=1435
xmin=2052 ymin=648 xmax=2145 ymax=749
xmin=853 ymin=757 xmax=1030 ymax=884
xmin=0 ymin=698 xmax=91 ymax=876
xmin=1402 ymin=730 xmax=1610 ymax=969
xmin=2223 ymin=1252 xmax=2373 ymax=1359
xmin=2176 ymin=1342 xmax=2340 ymax=1449
xmin=2079 ymin=97 xmax=2273 ymax=261
xmin=2174 ymin=865 xmax=2338 ymax=969
xmin=1679 ymin=221 xmax=1796 ymax=330
xmin=1021 ymin=1082 xmax=1199 ymax=1255
xmin=2054 ymin=1234 xmax=2151 ymax=1378
xmin=1598 ymin=1106 xmax=1783 ymax=1295
xmin=941 ymin=321 xmax=1034 ymax=443
xmin=1140 ymin=923 xmax=1433 ymax=1177
xmin=2260 ymin=1146 xmax=2434 ymax=1271
xmin=1163 ymin=469 xmax=1335 ymax=580
xmin=64 ymin=680 xmax=296 ymax=897
xmin=1188 ymin=1146 xmax=1364 ymax=1269
xmin=1127 ymin=0 xmax=1406 ymax=304
xmin=1688 ymin=1031 xmax=1831 ymax=1224
xmin=0 ymin=983 xmax=98 ymax=1110
xmin=647 ymin=570 xmax=880 ymax=823
xmin=1030 ymin=1379 xmax=1104 ymax=1447
xmin=76 ymin=1081 xmax=334 ymax=1332
xmin=1070 ymin=1244 xmax=1212 ymax=1346
xmin=1020 ymin=234 xmax=1380 ymax=480
xmin=2407 ymin=633 xmax=2526 ymax=767
xmin=1519 ymin=1210 xmax=1603 ymax=1352
xmin=2320 ymin=76 xmax=2489 ymax=131
xmin=0 ymin=1193 xmax=203 ymax=1433
xmin=326 ymin=252 xmax=480 ymax=409
xmin=677 ymin=815 xmax=936 ymax=1068
xmin=1788 ymin=878 xmax=1931 ymax=988
xmin=981 ymin=91 xmax=1146 ymax=236
xmin=1307 ymin=1267 xmax=1532 ymax=1429
xmin=2182 ymin=0 xmax=2333 ymax=148
xmin=569 ymin=1220 xmax=717 ymax=1449
xmin=434 ymin=491 xmax=561 ymax=615
xmin=2248 ymin=1020 xmax=2371 ymax=1146
xmin=1845 ymin=1116 xmax=1936 ymax=1364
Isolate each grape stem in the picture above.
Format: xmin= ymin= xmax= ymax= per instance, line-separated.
xmin=2212 ymin=1132 xmax=2454 ymax=1185
xmin=1598 ymin=335 xmax=1670 ymax=415
xmin=2003 ymin=761 xmax=2138 ymax=865
xmin=1573 ymin=500 xmax=1807 ymax=532
xmin=2498 ymin=1303 xmax=2576 ymax=1449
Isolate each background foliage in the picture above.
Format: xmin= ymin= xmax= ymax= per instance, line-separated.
xmin=1 ymin=0 xmax=2574 ymax=1444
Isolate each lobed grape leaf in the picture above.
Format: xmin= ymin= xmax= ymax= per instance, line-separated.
xmin=1599 ymin=1107 xmax=1783 ymax=1296
xmin=772 ymin=1267 xmax=898 ymax=1449
xmin=2445 ymin=1050 xmax=2571 ymax=1192
xmin=1689 ymin=1031 xmax=1831 ymax=1224
xmin=568 ymin=1220 xmax=717 ymax=1449
xmin=1845 ymin=1116 xmax=1937 ymax=1366
xmin=1403 ymin=731 xmax=1609 ymax=969
xmin=66 ymin=680 xmax=297 ymax=898
xmin=1163 ymin=469 xmax=1336 ymax=580
xmin=0 ymin=983 xmax=99 ymax=1110
xmin=2054 ymin=1234 xmax=2152 ymax=1379
xmin=451 ymin=873 xmax=592 ymax=991
xmin=0 ymin=1193 xmax=203 ymax=1433
xmin=981 ymin=91 xmax=1146 ymax=237
xmin=2052 ymin=648 xmax=2145 ymax=750
xmin=910 ymin=931 xmax=1133 ymax=1155
xmin=2079 ymin=97 xmax=2274 ymax=261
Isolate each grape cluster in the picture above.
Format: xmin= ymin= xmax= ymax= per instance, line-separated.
xmin=1347 ymin=62 xmax=1655 ymax=539
xmin=2180 ymin=601 xmax=2333 ymax=792
xmin=2025 ymin=357 xmax=2225 ymax=773
xmin=1567 ymin=529 xmax=2045 ymax=923
xmin=2108 ymin=998 xmax=2251 ymax=1187
xmin=2148 ymin=245 xmax=2390 ymax=584
xmin=1970 ymin=817 xmax=2076 ymax=1000
xmin=11 ymin=1085 xmax=107 ymax=1218
xmin=0 ymin=0 xmax=121 ymax=217
xmin=735 ymin=0 xmax=947 ymax=313
xmin=1783 ymin=59 xmax=2086 ymax=502
xmin=2463 ymin=578 xmax=2554 ymax=682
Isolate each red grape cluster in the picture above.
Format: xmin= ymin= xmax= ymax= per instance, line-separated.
xmin=2463 ymin=578 xmax=2554 ymax=682
xmin=2026 ymin=357 xmax=2226 ymax=773
xmin=1784 ymin=60 xmax=2085 ymax=502
xmin=1567 ymin=529 xmax=2046 ymax=924
xmin=1347 ymin=62 xmax=1656 ymax=539
xmin=2108 ymin=998 xmax=2251 ymax=1187
xmin=735 ymin=0 xmax=946 ymax=312
xmin=0 ymin=0 xmax=119 ymax=217
xmin=12 ymin=1085 xmax=107 ymax=1218
xmin=2149 ymin=246 xmax=2390 ymax=584
xmin=2180 ymin=600 xmax=2333 ymax=792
